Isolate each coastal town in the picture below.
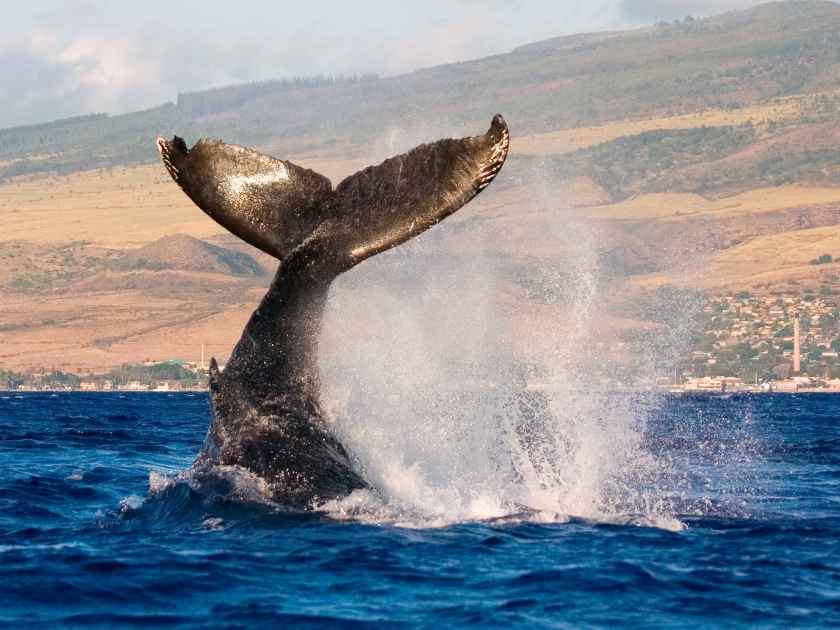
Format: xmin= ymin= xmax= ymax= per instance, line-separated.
xmin=0 ymin=351 xmax=212 ymax=393
xmin=4 ymin=293 xmax=840 ymax=394
xmin=673 ymin=291 xmax=840 ymax=393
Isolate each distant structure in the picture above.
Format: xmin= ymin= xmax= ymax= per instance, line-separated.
xmin=201 ymin=344 xmax=206 ymax=371
xmin=794 ymin=314 xmax=801 ymax=374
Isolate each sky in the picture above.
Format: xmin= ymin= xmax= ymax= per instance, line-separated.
xmin=0 ymin=0 xmax=774 ymax=129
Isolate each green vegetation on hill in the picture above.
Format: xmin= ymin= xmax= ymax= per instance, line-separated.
xmin=549 ymin=124 xmax=758 ymax=199
xmin=0 ymin=362 xmax=207 ymax=390
xmin=176 ymin=75 xmax=379 ymax=118
xmin=810 ymin=254 xmax=834 ymax=265
xmin=0 ymin=106 xmax=183 ymax=179
xmin=0 ymin=369 xmax=23 ymax=390
xmin=108 ymin=362 xmax=198 ymax=385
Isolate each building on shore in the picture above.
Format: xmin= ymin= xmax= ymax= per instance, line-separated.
xmin=117 ymin=381 xmax=150 ymax=392
xmin=682 ymin=376 xmax=748 ymax=392
xmin=153 ymin=381 xmax=181 ymax=392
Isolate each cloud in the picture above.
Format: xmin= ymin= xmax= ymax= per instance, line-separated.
xmin=0 ymin=3 xmax=170 ymax=127
xmin=0 ymin=17 xmax=260 ymax=128
xmin=52 ymin=35 xmax=158 ymax=89
xmin=0 ymin=51 xmax=86 ymax=127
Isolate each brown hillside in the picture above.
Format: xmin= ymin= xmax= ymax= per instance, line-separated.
xmin=119 ymin=234 xmax=265 ymax=276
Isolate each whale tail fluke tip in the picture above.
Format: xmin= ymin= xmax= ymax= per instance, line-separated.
xmin=209 ymin=358 xmax=221 ymax=393
xmin=156 ymin=136 xmax=189 ymax=182
xmin=488 ymin=114 xmax=508 ymax=143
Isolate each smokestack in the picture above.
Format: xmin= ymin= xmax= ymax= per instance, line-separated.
xmin=201 ymin=344 xmax=206 ymax=370
xmin=794 ymin=314 xmax=801 ymax=374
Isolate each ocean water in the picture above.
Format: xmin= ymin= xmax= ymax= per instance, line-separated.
xmin=0 ymin=391 xmax=838 ymax=628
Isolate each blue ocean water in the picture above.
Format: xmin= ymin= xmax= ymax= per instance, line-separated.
xmin=0 ymin=392 xmax=838 ymax=628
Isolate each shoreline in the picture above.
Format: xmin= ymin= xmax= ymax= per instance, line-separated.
xmin=3 ymin=388 xmax=840 ymax=395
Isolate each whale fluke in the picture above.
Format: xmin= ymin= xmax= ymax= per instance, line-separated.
xmin=327 ymin=113 xmax=509 ymax=268
xmin=155 ymin=136 xmax=334 ymax=262
xmin=156 ymin=115 xmax=510 ymax=507
xmin=156 ymin=114 xmax=508 ymax=272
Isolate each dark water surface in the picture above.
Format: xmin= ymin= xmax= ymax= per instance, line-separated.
xmin=0 ymin=392 xmax=838 ymax=628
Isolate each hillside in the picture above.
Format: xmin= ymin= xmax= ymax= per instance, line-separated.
xmin=119 ymin=234 xmax=264 ymax=276
xmin=0 ymin=236 xmax=266 ymax=293
xmin=4 ymin=1 xmax=840 ymax=376
xmin=3 ymin=1 xmax=840 ymax=189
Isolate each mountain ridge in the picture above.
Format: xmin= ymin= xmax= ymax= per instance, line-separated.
xmin=4 ymin=1 xmax=840 ymax=186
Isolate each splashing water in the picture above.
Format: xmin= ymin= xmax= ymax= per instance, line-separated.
xmin=316 ymin=204 xmax=687 ymax=530
xmin=145 ymin=136 xmax=752 ymax=530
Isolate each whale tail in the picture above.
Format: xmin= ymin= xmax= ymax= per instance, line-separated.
xmin=156 ymin=114 xmax=509 ymax=274
xmin=156 ymin=116 xmax=509 ymax=506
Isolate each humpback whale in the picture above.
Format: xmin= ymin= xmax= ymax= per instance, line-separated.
xmin=156 ymin=115 xmax=510 ymax=508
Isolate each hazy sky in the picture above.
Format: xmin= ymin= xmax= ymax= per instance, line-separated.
xmin=0 ymin=0 xmax=772 ymax=129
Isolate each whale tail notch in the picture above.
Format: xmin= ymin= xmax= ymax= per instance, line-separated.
xmin=156 ymin=114 xmax=509 ymax=276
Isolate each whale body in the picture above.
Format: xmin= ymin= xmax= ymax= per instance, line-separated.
xmin=156 ymin=115 xmax=510 ymax=508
